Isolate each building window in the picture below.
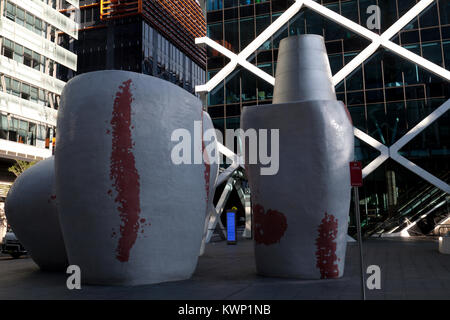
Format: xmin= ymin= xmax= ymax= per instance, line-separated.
xmin=3 ymin=2 xmax=48 ymax=37
xmin=207 ymin=0 xmax=223 ymax=11
xmin=11 ymin=79 xmax=20 ymax=97
xmin=20 ymin=83 xmax=30 ymax=100
xmin=0 ymin=113 xmax=50 ymax=147
xmin=30 ymin=86 xmax=38 ymax=103
xmin=13 ymin=43 xmax=23 ymax=64
xmin=5 ymin=2 xmax=15 ymax=21
xmin=25 ymin=12 xmax=34 ymax=31
xmin=2 ymin=38 xmax=13 ymax=59
xmin=0 ymin=116 xmax=7 ymax=140
xmin=1 ymin=37 xmax=55 ymax=73
xmin=23 ymin=48 xmax=32 ymax=67
xmin=2 ymin=75 xmax=50 ymax=107
xmin=15 ymin=7 xmax=25 ymax=26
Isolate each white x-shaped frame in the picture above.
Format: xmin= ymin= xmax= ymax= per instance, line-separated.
xmin=197 ymin=0 xmax=450 ymax=194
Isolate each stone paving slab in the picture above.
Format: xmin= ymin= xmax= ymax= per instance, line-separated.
xmin=0 ymin=238 xmax=449 ymax=300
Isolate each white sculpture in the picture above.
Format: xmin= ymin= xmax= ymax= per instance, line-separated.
xmin=56 ymin=71 xmax=208 ymax=285
xmin=242 ymin=35 xmax=354 ymax=279
xmin=5 ymin=157 xmax=68 ymax=271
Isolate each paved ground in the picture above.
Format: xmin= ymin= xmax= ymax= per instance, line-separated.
xmin=1 ymin=237 xmax=450 ymax=300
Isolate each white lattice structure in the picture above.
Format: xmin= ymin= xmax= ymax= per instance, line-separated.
xmin=197 ymin=0 xmax=450 ymax=194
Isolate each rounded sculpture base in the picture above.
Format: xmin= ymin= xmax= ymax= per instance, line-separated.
xmin=242 ymin=100 xmax=354 ymax=279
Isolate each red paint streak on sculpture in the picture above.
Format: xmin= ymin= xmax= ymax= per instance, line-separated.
xmin=253 ymin=204 xmax=287 ymax=245
xmin=315 ymin=212 xmax=339 ymax=279
xmin=110 ymin=79 xmax=142 ymax=262
xmin=202 ymin=112 xmax=210 ymax=205
xmin=343 ymin=104 xmax=353 ymax=125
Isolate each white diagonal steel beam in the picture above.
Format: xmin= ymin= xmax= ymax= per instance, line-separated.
xmin=196 ymin=37 xmax=237 ymax=60
xmin=197 ymin=0 xmax=447 ymax=93
xmin=332 ymin=42 xmax=380 ymax=86
xmin=239 ymin=0 xmax=305 ymax=59
xmin=196 ymin=0 xmax=304 ymax=92
xmin=388 ymin=99 xmax=450 ymax=193
xmin=382 ymin=41 xmax=450 ymax=81
xmin=390 ymin=99 xmax=450 ymax=154
xmin=354 ymin=128 xmax=389 ymax=177
xmin=380 ymin=0 xmax=435 ymax=41
xmin=196 ymin=60 xmax=238 ymax=93
xmin=391 ymin=154 xmax=450 ymax=193
xmin=303 ymin=0 xmax=377 ymax=41
xmin=305 ymin=0 xmax=446 ymax=84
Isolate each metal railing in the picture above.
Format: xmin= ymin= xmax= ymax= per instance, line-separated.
xmin=436 ymin=224 xmax=450 ymax=237
xmin=365 ymin=174 xmax=450 ymax=238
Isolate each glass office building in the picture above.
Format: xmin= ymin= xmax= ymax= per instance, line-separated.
xmin=203 ymin=0 xmax=450 ymax=235
xmin=61 ymin=0 xmax=206 ymax=96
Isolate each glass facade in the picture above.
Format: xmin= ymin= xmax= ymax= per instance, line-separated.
xmin=71 ymin=1 xmax=206 ymax=96
xmin=142 ymin=22 xmax=206 ymax=94
xmin=205 ymin=0 xmax=450 ymax=234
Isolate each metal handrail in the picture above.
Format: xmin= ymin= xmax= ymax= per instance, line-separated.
xmin=365 ymin=182 xmax=449 ymax=237
xmin=395 ymin=171 xmax=449 ymax=216
xmin=437 ymin=224 xmax=450 ymax=237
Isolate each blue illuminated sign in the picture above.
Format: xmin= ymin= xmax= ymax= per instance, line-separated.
xmin=227 ymin=211 xmax=236 ymax=243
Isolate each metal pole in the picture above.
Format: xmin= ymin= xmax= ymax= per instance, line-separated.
xmin=354 ymin=186 xmax=366 ymax=300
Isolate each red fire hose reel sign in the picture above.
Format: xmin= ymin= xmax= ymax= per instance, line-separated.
xmin=349 ymin=161 xmax=363 ymax=187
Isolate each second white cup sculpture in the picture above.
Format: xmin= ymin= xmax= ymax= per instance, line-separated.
xmin=241 ymin=35 xmax=354 ymax=279
xmin=56 ymin=71 xmax=208 ymax=285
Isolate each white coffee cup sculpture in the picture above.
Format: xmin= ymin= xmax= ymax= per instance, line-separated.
xmin=241 ymin=35 xmax=354 ymax=279
xmin=55 ymin=71 xmax=208 ymax=285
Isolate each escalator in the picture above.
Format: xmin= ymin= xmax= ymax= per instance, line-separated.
xmin=365 ymin=171 xmax=450 ymax=238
